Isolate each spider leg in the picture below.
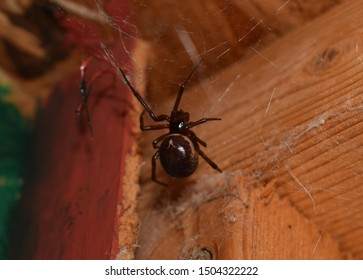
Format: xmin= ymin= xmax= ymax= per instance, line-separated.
xmin=77 ymin=57 xmax=107 ymax=136
xmin=80 ymin=70 xmax=106 ymax=116
xmin=186 ymin=117 xmax=221 ymax=129
xmin=77 ymin=58 xmax=90 ymax=112
xmin=118 ymin=67 xmax=169 ymax=122
xmin=194 ymin=145 xmax=222 ymax=173
xmin=86 ymin=70 xmax=107 ymax=97
xmin=76 ymin=58 xmax=94 ymax=135
xmin=140 ymin=110 xmax=169 ymax=131
xmin=172 ymin=59 xmax=204 ymax=112
xmin=187 ymin=130 xmax=207 ymax=147
xmin=152 ymin=150 xmax=168 ymax=186
xmin=76 ymin=103 xmax=83 ymax=117
xmin=79 ymin=57 xmax=96 ymax=97
xmin=80 ymin=57 xmax=93 ymax=77
xmin=186 ymin=130 xmax=221 ymax=171
xmin=84 ymin=104 xmax=94 ymax=137
xmin=152 ymin=132 xmax=170 ymax=149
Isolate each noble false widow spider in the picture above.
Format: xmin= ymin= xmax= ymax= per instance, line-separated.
xmin=119 ymin=60 xmax=222 ymax=186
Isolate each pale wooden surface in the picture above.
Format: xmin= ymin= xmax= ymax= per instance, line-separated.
xmin=131 ymin=0 xmax=342 ymax=105
xmin=136 ymin=0 xmax=363 ymax=259
xmin=137 ymin=175 xmax=346 ymax=259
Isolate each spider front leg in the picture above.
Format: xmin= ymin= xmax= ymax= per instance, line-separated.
xmin=118 ymin=67 xmax=170 ymax=123
xmin=172 ymin=59 xmax=204 ymax=112
xmin=186 ymin=117 xmax=222 ymax=129
xmin=140 ymin=110 xmax=169 ymax=131
xmin=152 ymin=150 xmax=168 ymax=186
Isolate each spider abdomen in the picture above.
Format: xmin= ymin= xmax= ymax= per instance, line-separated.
xmin=159 ymin=134 xmax=198 ymax=178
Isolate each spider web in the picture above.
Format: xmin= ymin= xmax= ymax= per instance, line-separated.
xmin=55 ymin=0 xmax=362 ymax=259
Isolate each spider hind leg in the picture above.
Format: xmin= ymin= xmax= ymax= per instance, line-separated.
xmin=195 ymin=146 xmax=222 ymax=173
xmin=152 ymin=150 xmax=168 ymax=186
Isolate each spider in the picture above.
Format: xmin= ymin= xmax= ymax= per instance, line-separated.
xmin=118 ymin=60 xmax=222 ymax=186
xmin=76 ymin=57 xmax=108 ymax=136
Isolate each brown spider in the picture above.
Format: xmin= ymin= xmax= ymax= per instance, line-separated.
xmin=119 ymin=60 xmax=222 ymax=185
xmin=76 ymin=57 xmax=106 ymax=136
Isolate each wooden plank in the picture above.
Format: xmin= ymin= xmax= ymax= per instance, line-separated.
xmin=137 ymin=176 xmax=345 ymax=259
xmin=11 ymin=28 xmax=143 ymax=262
xmin=233 ymin=0 xmax=342 ymax=35
xmin=11 ymin=56 xmax=135 ymax=259
xmin=136 ymin=0 xmax=363 ymax=259
xmin=131 ymin=0 xmax=343 ymax=106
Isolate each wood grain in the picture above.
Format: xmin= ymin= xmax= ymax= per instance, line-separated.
xmin=131 ymin=0 xmax=343 ymax=106
xmin=137 ymin=175 xmax=345 ymax=259
xmin=136 ymin=0 xmax=363 ymax=259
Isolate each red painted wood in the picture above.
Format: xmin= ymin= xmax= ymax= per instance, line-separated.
xmin=14 ymin=58 xmax=133 ymax=259
xmin=12 ymin=1 xmax=137 ymax=259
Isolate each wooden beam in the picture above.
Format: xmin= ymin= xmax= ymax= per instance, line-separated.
xmin=131 ymin=0 xmax=343 ymax=107
xmin=136 ymin=0 xmax=363 ymax=259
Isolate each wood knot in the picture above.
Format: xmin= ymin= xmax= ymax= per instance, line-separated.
xmin=311 ymin=48 xmax=339 ymax=71
xmin=188 ymin=247 xmax=214 ymax=260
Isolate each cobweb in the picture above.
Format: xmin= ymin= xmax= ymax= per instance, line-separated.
xmin=54 ymin=0 xmax=362 ymax=259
